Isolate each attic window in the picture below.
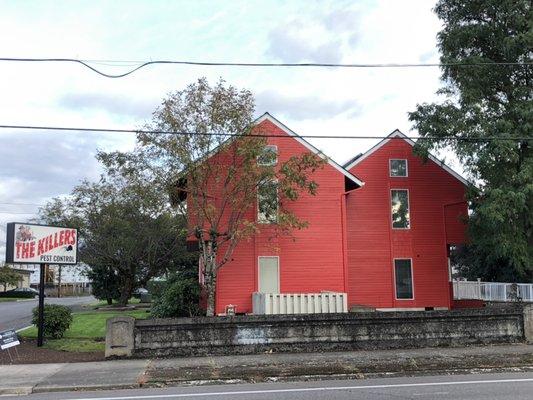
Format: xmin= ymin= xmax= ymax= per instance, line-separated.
xmin=390 ymin=159 xmax=408 ymax=177
xmin=258 ymin=145 xmax=278 ymax=166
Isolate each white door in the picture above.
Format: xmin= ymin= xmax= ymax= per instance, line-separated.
xmin=258 ymin=257 xmax=279 ymax=293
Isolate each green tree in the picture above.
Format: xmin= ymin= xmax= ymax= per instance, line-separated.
xmin=86 ymin=264 xmax=120 ymax=305
xmin=39 ymin=161 xmax=197 ymax=306
xmin=105 ymin=78 xmax=326 ymax=315
xmin=0 ymin=264 xmax=20 ymax=291
xmin=409 ymin=0 xmax=532 ymax=282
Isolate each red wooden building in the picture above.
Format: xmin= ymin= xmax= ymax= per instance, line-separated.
xmin=194 ymin=113 xmax=468 ymax=314
xmin=343 ymin=130 xmax=468 ymax=310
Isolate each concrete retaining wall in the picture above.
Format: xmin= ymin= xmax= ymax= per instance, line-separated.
xmin=105 ymin=305 xmax=531 ymax=358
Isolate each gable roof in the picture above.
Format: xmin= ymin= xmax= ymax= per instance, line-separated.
xmin=256 ymin=112 xmax=364 ymax=187
xmin=342 ymin=129 xmax=470 ymax=186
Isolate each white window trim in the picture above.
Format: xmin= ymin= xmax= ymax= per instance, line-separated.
xmin=258 ymin=256 xmax=280 ymax=293
xmin=257 ymin=144 xmax=278 ymax=166
xmin=390 ymin=188 xmax=411 ymax=230
xmin=389 ymin=159 xmax=408 ymax=177
xmin=394 ymin=258 xmax=414 ymax=300
xmin=257 ymin=179 xmax=279 ymax=224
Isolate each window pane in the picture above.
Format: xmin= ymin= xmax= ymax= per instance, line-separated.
xmin=391 ymin=189 xmax=410 ymax=228
xmin=395 ymin=259 xmax=413 ymax=299
xmin=258 ymin=180 xmax=278 ymax=223
xmin=258 ymin=257 xmax=279 ymax=293
xmin=258 ymin=145 xmax=278 ymax=166
xmin=390 ymin=159 xmax=407 ymax=177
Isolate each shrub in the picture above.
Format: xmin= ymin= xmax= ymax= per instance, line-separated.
xmin=151 ymin=274 xmax=203 ymax=318
xmin=31 ymin=304 xmax=73 ymax=339
xmin=146 ymin=280 xmax=167 ymax=299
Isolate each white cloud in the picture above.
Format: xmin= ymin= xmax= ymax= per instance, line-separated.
xmin=256 ymin=90 xmax=361 ymax=120
xmin=0 ymin=0 xmax=468 ymax=258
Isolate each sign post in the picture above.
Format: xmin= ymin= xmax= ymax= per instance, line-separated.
xmin=5 ymin=222 xmax=78 ymax=348
xmin=37 ymin=263 xmax=46 ymax=347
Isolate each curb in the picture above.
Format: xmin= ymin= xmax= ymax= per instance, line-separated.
xmin=32 ymin=383 xmax=140 ymax=394
xmin=144 ymin=365 xmax=533 ymax=388
xmin=0 ymin=386 xmax=33 ymax=395
xmin=3 ymin=365 xmax=533 ymax=395
xmin=15 ymin=325 xmax=33 ymax=333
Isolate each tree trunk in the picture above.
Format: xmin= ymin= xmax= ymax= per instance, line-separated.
xmin=204 ymin=252 xmax=218 ymax=317
xmin=106 ymin=297 xmax=113 ymax=305
xmin=118 ymin=275 xmax=133 ymax=306
xmin=206 ymin=277 xmax=217 ymax=316
xmin=201 ymin=239 xmax=219 ymax=317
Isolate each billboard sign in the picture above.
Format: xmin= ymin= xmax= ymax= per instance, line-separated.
xmin=5 ymin=223 xmax=78 ymax=265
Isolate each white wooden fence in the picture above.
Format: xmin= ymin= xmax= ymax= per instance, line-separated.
xmin=252 ymin=292 xmax=348 ymax=315
xmin=453 ymin=280 xmax=533 ymax=302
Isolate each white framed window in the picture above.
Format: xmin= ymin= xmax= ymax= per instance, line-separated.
xmin=258 ymin=256 xmax=280 ymax=293
xmin=257 ymin=145 xmax=278 ymax=166
xmin=390 ymin=159 xmax=408 ymax=177
xmin=257 ymin=179 xmax=278 ymax=223
xmin=391 ymin=189 xmax=410 ymax=229
xmin=394 ymin=259 xmax=414 ymax=300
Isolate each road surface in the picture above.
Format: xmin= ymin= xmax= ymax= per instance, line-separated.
xmin=0 ymin=296 xmax=95 ymax=331
xmin=4 ymin=371 xmax=533 ymax=400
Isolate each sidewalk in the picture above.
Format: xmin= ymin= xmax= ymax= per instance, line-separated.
xmin=1 ymin=344 xmax=532 ymax=395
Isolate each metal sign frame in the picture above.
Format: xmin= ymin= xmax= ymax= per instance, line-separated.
xmin=5 ymin=222 xmax=79 ymax=347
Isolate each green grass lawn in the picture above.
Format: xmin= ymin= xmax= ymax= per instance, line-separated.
xmin=0 ymin=297 xmax=23 ymax=302
xmin=20 ymin=309 xmax=149 ymax=352
xmin=86 ymin=297 xmax=142 ymax=309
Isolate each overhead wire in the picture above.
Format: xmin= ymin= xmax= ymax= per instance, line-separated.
xmin=0 ymin=124 xmax=530 ymax=141
xmin=0 ymin=57 xmax=531 ymax=79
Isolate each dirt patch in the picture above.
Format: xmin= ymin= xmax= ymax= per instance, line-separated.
xmin=0 ymin=339 xmax=104 ymax=365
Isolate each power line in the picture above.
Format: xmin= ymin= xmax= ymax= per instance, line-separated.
xmin=0 ymin=124 xmax=530 ymax=141
xmin=0 ymin=57 xmax=530 ymax=79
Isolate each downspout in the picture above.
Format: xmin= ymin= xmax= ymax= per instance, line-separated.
xmin=388 ymin=181 xmax=395 ymax=307
xmin=441 ymin=203 xmax=451 ymax=310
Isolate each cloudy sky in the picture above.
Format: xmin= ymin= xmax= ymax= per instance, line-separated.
xmin=0 ymin=0 xmax=458 ymax=256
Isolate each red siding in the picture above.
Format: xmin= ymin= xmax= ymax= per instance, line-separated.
xmin=215 ymin=119 xmax=347 ymax=314
xmin=346 ymin=139 xmax=467 ymax=309
xmin=193 ymin=116 xmax=468 ymax=314
xmin=444 ymin=202 xmax=468 ymax=244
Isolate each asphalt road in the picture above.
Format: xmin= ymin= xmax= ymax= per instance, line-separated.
xmin=0 ymin=296 xmax=95 ymax=331
xmin=5 ymin=372 xmax=533 ymax=400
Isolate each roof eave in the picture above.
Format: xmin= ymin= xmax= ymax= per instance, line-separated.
xmin=255 ymin=112 xmax=365 ymax=187
xmin=343 ymin=129 xmax=471 ymax=187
